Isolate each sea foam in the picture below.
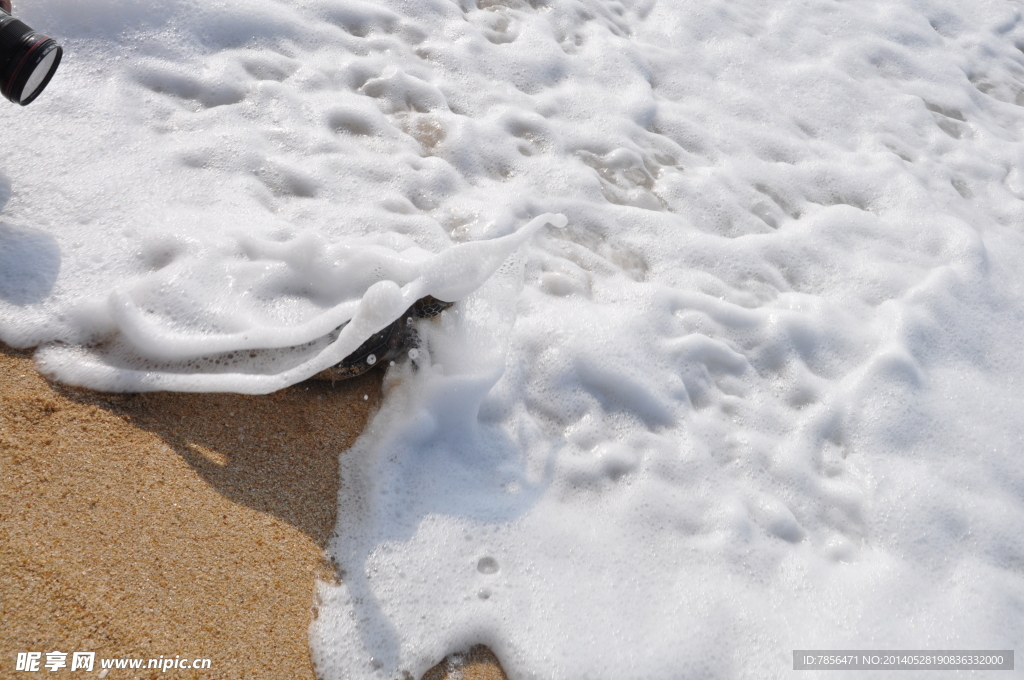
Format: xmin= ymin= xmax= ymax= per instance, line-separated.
xmin=2 ymin=0 xmax=1023 ymax=678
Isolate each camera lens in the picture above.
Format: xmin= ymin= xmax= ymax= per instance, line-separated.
xmin=0 ymin=9 xmax=62 ymax=106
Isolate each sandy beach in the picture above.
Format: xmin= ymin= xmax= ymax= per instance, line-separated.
xmin=0 ymin=343 xmax=505 ymax=679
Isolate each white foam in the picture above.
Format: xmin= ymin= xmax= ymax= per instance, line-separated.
xmin=3 ymin=0 xmax=1024 ymax=678
xmin=27 ymin=212 xmax=563 ymax=392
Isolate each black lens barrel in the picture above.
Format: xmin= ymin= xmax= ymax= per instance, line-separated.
xmin=0 ymin=10 xmax=61 ymax=105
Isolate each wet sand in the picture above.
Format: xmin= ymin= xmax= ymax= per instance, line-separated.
xmin=0 ymin=343 xmax=507 ymax=680
xmin=0 ymin=340 xmax=378 ymax=678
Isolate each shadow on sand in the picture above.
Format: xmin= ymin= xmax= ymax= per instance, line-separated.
xmin=31 ymin=344 xmax=385 ymax=551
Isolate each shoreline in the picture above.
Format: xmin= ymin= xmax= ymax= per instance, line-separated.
xmin=0 ymin=343 xmax=508 ymax=680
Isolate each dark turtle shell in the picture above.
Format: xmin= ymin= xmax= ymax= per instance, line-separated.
xmin=313 ymin=296 xmax=453 ymax=381
xmin=412 ymin=296 xmax=454 ymax=318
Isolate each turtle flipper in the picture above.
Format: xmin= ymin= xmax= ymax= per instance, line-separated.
xmin=312 ymin=296 xmax=452 ymax=382
xmin=314 ymin=314 xmax=409 ymax=381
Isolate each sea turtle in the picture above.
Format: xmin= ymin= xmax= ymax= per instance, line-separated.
xmin=313 ymin=296 xmax=453 ymax=381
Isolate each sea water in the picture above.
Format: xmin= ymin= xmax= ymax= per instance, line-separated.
xmin=1 ymin=0 xmax=1023 ymax=678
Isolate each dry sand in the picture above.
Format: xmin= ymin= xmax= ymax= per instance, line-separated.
xmin=0 ymin=343 xmax=507 ymax=680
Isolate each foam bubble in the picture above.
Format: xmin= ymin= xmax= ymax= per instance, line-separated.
xmin=476 ymin=557 xmax=499 ymax=575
